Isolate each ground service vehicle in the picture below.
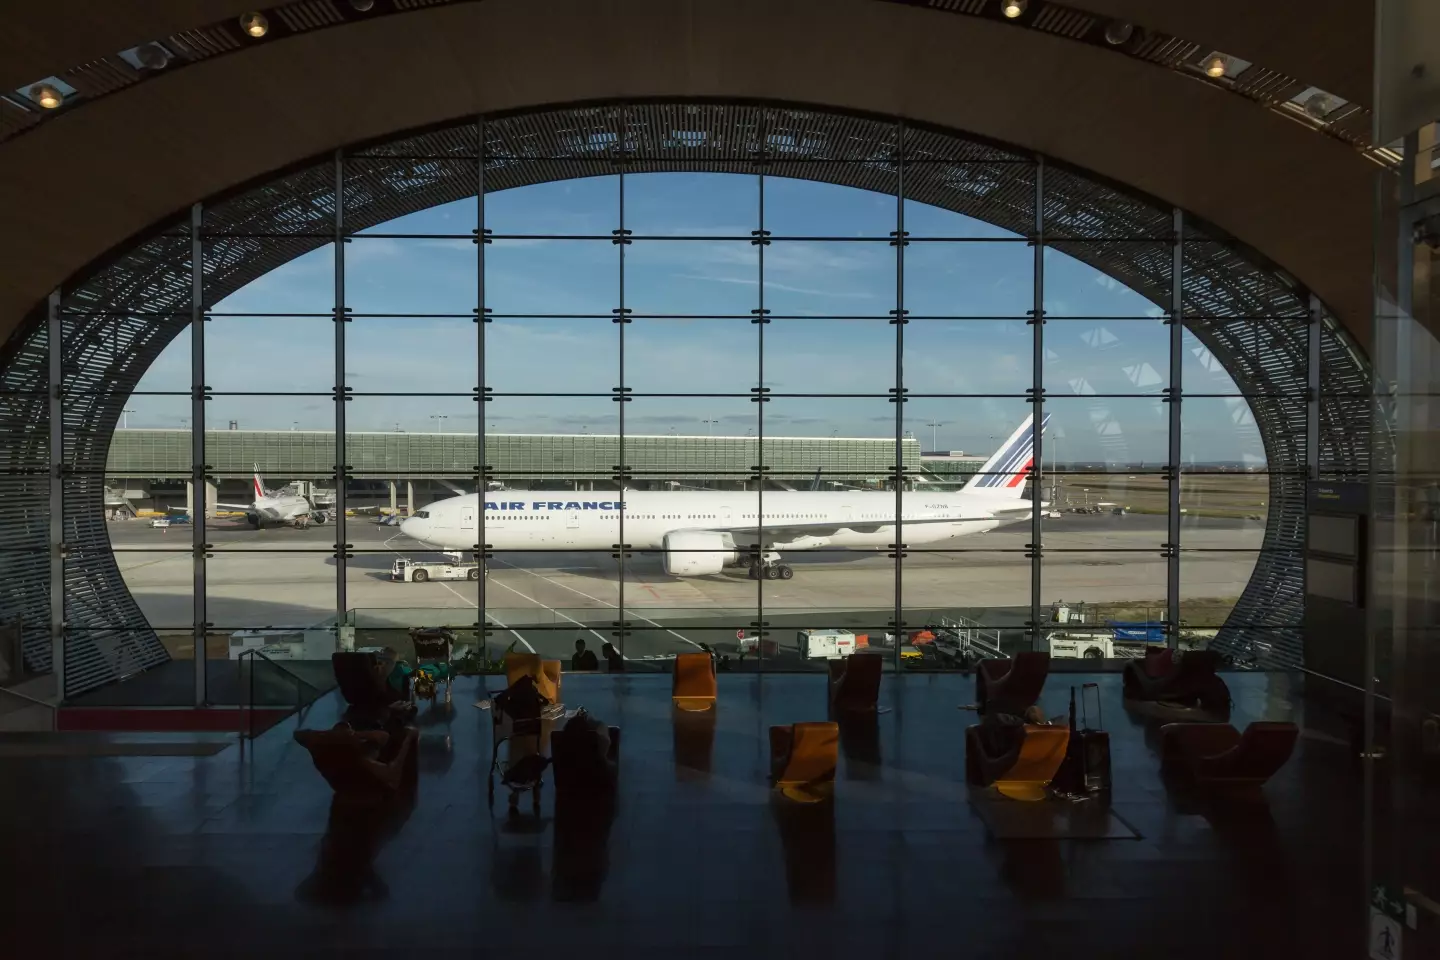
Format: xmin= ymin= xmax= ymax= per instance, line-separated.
xmin=796 ymin=629 xmax=862 ymax=660
xmin=391 ymin=558 xmax=483 ymax=582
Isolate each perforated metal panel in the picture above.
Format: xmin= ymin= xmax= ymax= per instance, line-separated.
xmin=0 ymin=102 xmax=1376 ymax=691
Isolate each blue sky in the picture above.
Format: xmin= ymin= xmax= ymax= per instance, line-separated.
xmin=129 ymin=174 xmax=1262 ymax=465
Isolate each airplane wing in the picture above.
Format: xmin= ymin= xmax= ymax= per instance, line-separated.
xmin=715 ymin=514 xmax=995 ymax=542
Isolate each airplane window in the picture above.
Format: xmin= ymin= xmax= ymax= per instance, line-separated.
xmin=415 ymin=511 xmax=429 ymax=519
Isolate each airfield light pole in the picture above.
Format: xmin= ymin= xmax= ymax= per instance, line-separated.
xmin=926 ymin=420 xmax=944 ymax=452
xmin=121 ymin=408 xmax=135 ymax=429
xmin=702 ymin=418 xmax=719 ymax=436
xmin=430 ymin=414 xmax=448 ymax=434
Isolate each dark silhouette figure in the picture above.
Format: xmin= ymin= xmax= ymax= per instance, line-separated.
xmin=571 ymin=637 xmax=599 ymax=672
xmin=601 ymin=642 xmax=624 ymax=672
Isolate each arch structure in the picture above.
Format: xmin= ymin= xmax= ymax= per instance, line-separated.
xmin=0 ymin=100 xmax=1372 ymax=695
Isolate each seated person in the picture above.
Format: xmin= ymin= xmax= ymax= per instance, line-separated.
xmin=570 ymin=638 xmax=600 ymax=672
xmin=555 ymin=710 xmax=618 ymax=795
xmin=601 ymin=642 xmax=624 ymax=672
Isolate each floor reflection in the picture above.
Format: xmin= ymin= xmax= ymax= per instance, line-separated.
xmin=673 ymin=707 xmax=717 ymax=776
xmin=772 ymin=797 xmax=836 ymax=905
xmin=490 ymin=808 xmax=551 ymax=902
xmin=835 ymin=712 xmax=882 ymax=781
xmin=294 ymin=791 xmax=415 ymax=907
xmin=552 ymin=795 xmax=617 ymax=902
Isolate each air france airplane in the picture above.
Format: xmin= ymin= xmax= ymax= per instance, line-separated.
xmin=401 ymin=415 xmax=1049 ymax=580
xmin=216 ymin=465 xmax=332 ymax=529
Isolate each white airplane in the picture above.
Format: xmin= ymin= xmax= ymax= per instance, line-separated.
xmin=401 ymin=415 xmax=1049 ymax=579
xmin=216 ymin=466 xmax=333 ymax=529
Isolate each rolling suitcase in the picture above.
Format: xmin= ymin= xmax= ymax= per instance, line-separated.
xmin=1076 ymin=681 xmax=1112 ymax=794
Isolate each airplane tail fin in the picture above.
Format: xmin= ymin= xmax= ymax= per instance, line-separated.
xmin=963 ymin=414 xmax=1050 ymax=497
xmin=252 ymin=463 xmax=266 ymax=501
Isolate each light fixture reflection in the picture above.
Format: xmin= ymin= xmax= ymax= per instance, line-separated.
xmin=240 ymin=12 xmax=269 ymax=38
xmin=1204 ymin=55 xmax=1228 ymax=78
xmin=30 ymin=83 xmax=63 ymax=109
xmin=1002 ymin=0 xmax=1027 ymax=18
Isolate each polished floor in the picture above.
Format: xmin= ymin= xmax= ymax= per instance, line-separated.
xmin=2 ymin=671 xmax=1362 ymax=958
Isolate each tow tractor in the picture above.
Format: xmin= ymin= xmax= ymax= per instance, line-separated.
xmin=391 ymin=555 xmax=484 ymax=583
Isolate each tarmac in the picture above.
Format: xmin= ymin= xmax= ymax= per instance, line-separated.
xmin=112 ymin=512 xmax=1263 ymax=663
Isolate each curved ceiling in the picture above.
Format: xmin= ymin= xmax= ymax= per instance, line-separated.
xmin=0 ymin=0 xmax=1377 ymax=351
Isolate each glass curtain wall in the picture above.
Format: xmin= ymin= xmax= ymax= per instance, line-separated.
xmin=86 ymin=107 xmax=1315 ymax=699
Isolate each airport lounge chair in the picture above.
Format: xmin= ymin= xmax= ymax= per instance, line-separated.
xmin=770 ymin=721 xmax=839 ymax=804
xmin=975 ymin=651 xmax=1050 ymax=716
xmin=332 ymin=651 xmax=415 ymax=727
xmin=672 ymin=651 xmax=717 ymax=712
xmin=1123 ymin=648 xmax=1230 ymax=713
xmin=294 ymin=723 xmax=418 ymax=804
xmin=965 ymin=722 xmax=1070 ymax=802
xmin=1159 ymin=721 xmax=1298 ymax=788
xmin=828 ymin=652 xmax=883 ymax=713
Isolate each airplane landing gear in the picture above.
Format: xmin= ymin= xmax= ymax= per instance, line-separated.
xmin=747 ymin=561 xmax=793 ymax=580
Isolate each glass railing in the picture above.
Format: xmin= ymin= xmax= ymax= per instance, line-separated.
xmin=0 ymin=684 xmax=58 ymax=732
xmin=237 ymin=649 xmax=330 ymax=739
xmin=336 ymin=604 xmax=1260 ymax=672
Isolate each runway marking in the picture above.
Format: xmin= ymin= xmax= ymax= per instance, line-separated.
xmin=484 ymin=577 xmax=611 ymax=649
xmin=490 ymin=558 xmax=704 ymax=651
xmin=381 ymin=534 xmax=534 ymax=654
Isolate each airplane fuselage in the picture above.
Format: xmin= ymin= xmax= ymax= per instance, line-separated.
xmin=401 ymin=489 xmax=1023 ymax=552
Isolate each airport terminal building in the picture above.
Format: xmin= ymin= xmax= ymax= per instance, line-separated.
xmin=0 ymin=2 xmax=1436 ymax=956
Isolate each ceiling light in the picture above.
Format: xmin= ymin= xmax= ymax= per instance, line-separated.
xmin=239 ymin=12 xmax=269 ymax=38
xmin=1304 ymin=93 xmax=1334 ymax=119
xmin=1002 ymin=0 xmax=1027 ymax=18
xmin=1204 ymin=55 xmax=1228 ymax=78
xmin=1103 ymin=21 xmax=1134 ymax=45
xmin=135 ymin=43 xmax=171 ymax=70
xmin=29 ymin=83 xmax=63 ymax=109
xmin=349 ymin=0 xmax=374 ymax=9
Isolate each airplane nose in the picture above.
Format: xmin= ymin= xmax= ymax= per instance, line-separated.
xmin=400 ymin=516 xmax=425 ymax=541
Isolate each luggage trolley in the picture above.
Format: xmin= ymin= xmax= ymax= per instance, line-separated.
xmin=484 ymin=682 xmax=561 ymax=811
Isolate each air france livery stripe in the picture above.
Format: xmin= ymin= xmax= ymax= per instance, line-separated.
xmin=974 ymin=414 xmax=1050 ymax=488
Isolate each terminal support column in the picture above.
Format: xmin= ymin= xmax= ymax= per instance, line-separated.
xmin=892 ymin=120 xmax=907 ymax=673
xmin=1029 ymin=158 xmax=1045 ymax=651
xmin=333 ymin=151 xmax=349 ymax=627
xmin=1166 ymin=207 xmax=1184 ymax=647
xmin=388 ymin=480 xmax=397 ymax=516
xmin=406 ymin=481 xmax=414 ymax=516
xmin=190 ymin=202 xmax=207 ymax=702
xmin=47 ymin=289 xmax=64 ymax=701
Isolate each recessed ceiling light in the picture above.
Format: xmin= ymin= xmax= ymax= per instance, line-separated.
xmin=135 ymin=43 xmax=171 ymax=70
xmin=349 ymin=0 xmax=375 ymax=10
xmin=1104 ymin=21 xmax=1134 ymax=45
xmin=1002 ymin=0 xmax=1027 ymax=18
xmin=1204 ymin=55 xmax=1228 ymax=78
xmin=30 ymin=83 xmax=63 ymax=109
xmin=239 ymin=12 xmax=269 ymax=38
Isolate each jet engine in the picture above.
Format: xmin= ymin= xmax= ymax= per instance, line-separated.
xmin=311 ymin=510 xmax=329 ymax=525
xmin=662 ymin=531 xmax=739 ymax=577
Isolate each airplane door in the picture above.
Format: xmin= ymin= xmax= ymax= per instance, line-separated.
xmin=841 ymin=505 xmax=854 ymax=523
xmin=721 ymin=506 xmax=732 ymax=525
xmin=566 ymin=511 xmax=581 ymax=529
xmin=461 ymin=507 xmax=476 ymax=530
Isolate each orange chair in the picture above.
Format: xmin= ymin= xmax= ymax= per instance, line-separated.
xmin=769 ymin=721 xmax=839 ymax=803
xmin=505 ymin=651 xmax=562 ymax=703
xmin=965 ymin=723 xmax=1070 ymax=801
xmin=672 ymin=651 xmax=717 ymax=712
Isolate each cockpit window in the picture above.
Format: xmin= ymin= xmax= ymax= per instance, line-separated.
xmin=415 ymin=511 xmax=429 ymax=519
